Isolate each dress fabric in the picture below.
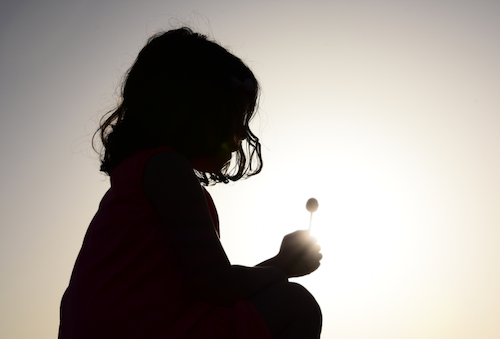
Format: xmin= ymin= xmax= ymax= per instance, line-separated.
xmin=58 ymin=146 xmax=272 ymax=339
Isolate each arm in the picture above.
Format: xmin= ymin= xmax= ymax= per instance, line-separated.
xmin=143 ymin=152 xmax=287 ymax=306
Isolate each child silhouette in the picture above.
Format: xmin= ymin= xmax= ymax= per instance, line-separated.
xmin=59 ymin=27 xmax=322 ymax=339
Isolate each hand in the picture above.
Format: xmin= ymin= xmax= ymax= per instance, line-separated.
xmin=274 ymin=230 xmax=322 ymax=278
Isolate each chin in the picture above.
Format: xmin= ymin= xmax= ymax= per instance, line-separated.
xmin=190 ymin=153 xmax=231 ymax=173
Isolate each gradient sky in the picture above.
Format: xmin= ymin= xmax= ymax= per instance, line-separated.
xmin=1 ymin=1 xmax=499 ymax=338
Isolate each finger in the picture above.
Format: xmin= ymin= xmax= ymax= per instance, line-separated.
xmin=305 ymin=259 xmax=321 ymax=273
xmin=302 ymin=248 xmax=322 ymax=262
xmin=304 ymin=243 xmax=321 ymax=254
xmin=289 ymin=231 xmax=315 ymax=246
xmin=314 ymin=244 xmax=321 ymax=252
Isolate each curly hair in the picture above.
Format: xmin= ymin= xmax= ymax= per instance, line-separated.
xmin=93 ymin=27 xmax=263 ymax=185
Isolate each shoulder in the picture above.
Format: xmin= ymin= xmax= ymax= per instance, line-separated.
xmin=111 ymin=146 xmax=178 ymax=179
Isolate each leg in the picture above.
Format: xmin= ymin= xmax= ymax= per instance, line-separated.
xmin=250 ymin=282 xmax=322 ymax=339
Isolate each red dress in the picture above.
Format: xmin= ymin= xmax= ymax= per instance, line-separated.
xmin=59 ymin=146 xmax=272 ymax=339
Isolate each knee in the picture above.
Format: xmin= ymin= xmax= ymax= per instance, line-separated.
xmin=251 ymin=281 xmax=322 ymax=337
xmin=285 ymin=282 xmax=322 ymax=317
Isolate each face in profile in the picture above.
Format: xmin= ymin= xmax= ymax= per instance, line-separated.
xmin=190 ymin=90 xmax=249 ymax=173
xmin=190 ymin=133 xmax=242 ymax=173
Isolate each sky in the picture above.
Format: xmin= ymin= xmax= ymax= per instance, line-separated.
xmin=1 ymin=0 xmax=499 ymax=338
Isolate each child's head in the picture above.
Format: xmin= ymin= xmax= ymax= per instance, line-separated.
xmin=95 ymin=27 xmax=262 ymax=185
